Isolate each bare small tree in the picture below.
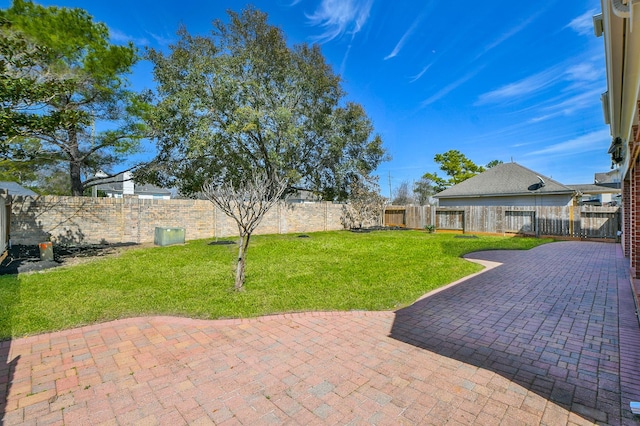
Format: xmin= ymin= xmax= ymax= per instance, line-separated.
xmin=202 ymin=171 xmax=287 ymax=290
xmin=391 ymin=181 xmax=415 ymax=205
xmin=341 ymin=174 xmax=386 ymax=229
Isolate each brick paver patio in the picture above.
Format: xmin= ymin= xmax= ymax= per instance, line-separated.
xmin=1 ymin=241 xmax=639 ymax=425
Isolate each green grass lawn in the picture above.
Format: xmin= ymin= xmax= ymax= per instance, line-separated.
xmin=0 ymin=230 xmax=551 ymax=339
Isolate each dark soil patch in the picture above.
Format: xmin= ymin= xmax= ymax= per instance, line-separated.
xmin=208 ymin=240 xmax=236 ymax=246
xmin=350 ymin=226 xmax=410 ymax=233
xmin=0 ymin=243 xmax=139 ymax=275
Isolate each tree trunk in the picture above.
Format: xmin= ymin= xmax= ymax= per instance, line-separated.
xmin=68 ymin=128 xmax=84 ymax=196
xmin=234 ymin=232 xmax=252 ymax=291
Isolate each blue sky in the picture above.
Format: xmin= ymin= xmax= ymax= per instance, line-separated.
xmin=4 ymin=0 xmax=611 ymax=196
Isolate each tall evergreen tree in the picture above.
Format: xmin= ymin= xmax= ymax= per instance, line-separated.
xmin=422 ymin=150 xmax=501 ymax=192
xmin=0 ymin=0 xmax=146 ymax=195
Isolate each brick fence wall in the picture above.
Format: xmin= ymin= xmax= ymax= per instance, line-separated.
xmin=9 ymin=195 xmax=346 ymax=245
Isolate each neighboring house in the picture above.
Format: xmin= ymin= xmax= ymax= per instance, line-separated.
xmin=285 ymin=189 xmax=322 ymax=203
xmin=595 ymin=168 xmax=622 ymax=185
xmin=0 ymin=181 xmax=38 ymax=197
xmin=566 ymin=183 xmax=621 ymax=206
xmin=95 ymin=172 xmax=171 ymax=200
xmin=433 ymin=162 xmax=576 ymax=207
xmin=596 ymin=2 xmax=640 ymax=273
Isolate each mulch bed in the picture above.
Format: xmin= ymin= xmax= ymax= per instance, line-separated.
xmin=349 ymin=226 xmax=411 ymax=233
xmin=0 ymin=243 xmax=138 ymax=275
xmin=208 ymin=240 xmax=236 ymax=246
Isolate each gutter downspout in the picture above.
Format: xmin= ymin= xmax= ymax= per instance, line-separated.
xmin=620 ymin=1 xmax=640 ymax=143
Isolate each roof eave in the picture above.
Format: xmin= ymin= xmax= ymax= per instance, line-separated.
xmin=601 ymin=0 xmax=640 ymax=174
xmin=435 ymin=191 xmax=576 ymax=199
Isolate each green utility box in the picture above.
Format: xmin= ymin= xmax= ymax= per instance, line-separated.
xmin=154 ymin=227 xmax=185 ymax=246
xmin=39 ymin=242 xmax=53 ymax=261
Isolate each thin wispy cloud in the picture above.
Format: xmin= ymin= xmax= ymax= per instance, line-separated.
xmin=384 ymin=4 xmax=434 ymax=60
xmin=528 ymin=114 xmax=554 ymax=123
xmin=474 ymin=11 xmax=541 ymax=60
xmin=476 ymin=66 xmax=564 ymax=105
xmin=408 ymin=35 xmax=462 ymax=84
xmin=562 ymin=61 xmax=605 ymax=94
xmin=528 ymin=88 xmax=603 ymax=123
xmin=307 ymin=0 xmax=373 ymax=42
xmin=482 ymin=53 xmax=603 ymax=115
xmin=148 ymin=32 xmax=173 ymax=47
xmin=511 ymin=141 xmax=536 ymax=148
xmin=525 ymin=129 xmax=609 ymax=157
xmin=566 ymin=9 xmax=597 ymax=36
xmin=384 ymin=17 xmax=420 ymax=60
xmin=460 ymin=116 xmax=591 ymax=151
xmin=466 ymin=121 xmax=536 ymax=145
xmin=410 ymin=64 xmax=432 ymax=83
xmin=109 ymin=27 xmax=149 ymax=46
xmin=421 ymin=69 xmax=482 ymax=107
xmin=565 ymin=62 xmax=601 ymax=83
xmin=339 ymin=43 xmax=353 ymax=76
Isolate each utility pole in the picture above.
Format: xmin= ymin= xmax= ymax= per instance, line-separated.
xmin=388 ymin=171 xmax=392 ymax=201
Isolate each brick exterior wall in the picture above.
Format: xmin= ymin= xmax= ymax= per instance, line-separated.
xmin=631 ymin=162 xmax=640 ymax=278
xmin=9 ymin=196 xmax=346 ymax=245
xmin=623 ymin=178 xmax=631 ymax=257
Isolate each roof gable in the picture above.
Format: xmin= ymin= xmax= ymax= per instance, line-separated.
xmin=0 ymin=181 xmax=38 ymax=197
xmin=434 ymin=163 xmax=575 ymax=199
xmin=594 ymin=169 xmax=621 ymax=184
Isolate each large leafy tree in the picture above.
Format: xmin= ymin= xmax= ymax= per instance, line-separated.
xmin=143 ymin=7 xmax=387 ymax=200
xmin=0 ymin=0 xmax=146 ymax=195
xmin=423 ymin=150 xmax=500 ymax=192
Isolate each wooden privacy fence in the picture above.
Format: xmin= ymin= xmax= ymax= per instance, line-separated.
xmin=384 ymin=208 xmax=405 ymax=227
xmin=384 ymin=205 xmax=620 ymax=239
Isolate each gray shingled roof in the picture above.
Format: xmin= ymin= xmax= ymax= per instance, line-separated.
xmin=594 ymin=169 xmax=621 ymax=184
xmin=434 ymin=162 xmax=575 ymax=199
xmin=0 ymin=181 xmax=38 ymax=197
xmin=566 ymin=183 xmax=621 ymax=194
